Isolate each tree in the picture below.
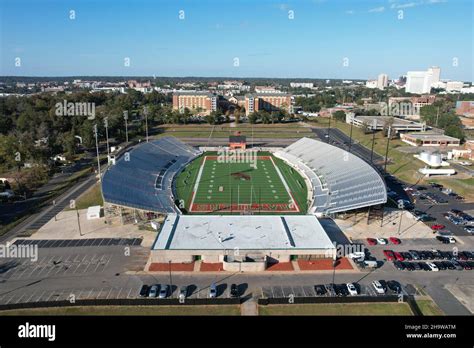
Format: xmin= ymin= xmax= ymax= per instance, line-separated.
xmin=333 ymin=110 xmax=346 ymax=122
xmin=248 ymin=112 xmax=258 ymax=124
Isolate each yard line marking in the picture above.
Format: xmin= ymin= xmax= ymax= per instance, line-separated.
xmin=189 ymin=155 xmax=207 ymax=211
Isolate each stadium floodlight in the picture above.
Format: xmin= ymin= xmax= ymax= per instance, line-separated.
xmin=123 ymin=111 xmax=129 ymax=143
xmin=143 ymin=106 xmax=149 ymax=142
xmin=93 ymin=124 xmax=101 ymax=181
xmin=104 ymin=117 xmax=110 ymax=156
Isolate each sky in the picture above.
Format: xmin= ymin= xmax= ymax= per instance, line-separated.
xmin=0 ymin=0 xmax=472 ymax=80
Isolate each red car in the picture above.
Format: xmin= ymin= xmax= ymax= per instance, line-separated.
xmin=367 ymin=238 xmax=377 ymax=246
xmin=394 ymin=252 xmax=405 ymax=261
xmin=431 ymin=224 xmax=446 ymax=230
xmin=389 ymin=237 xmax=401 ymax=245
xmin=383 ymin=250 xmax=395 ymax=261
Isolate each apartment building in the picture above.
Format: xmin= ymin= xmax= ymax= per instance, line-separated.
xmin=172 ymin=91 xmax=217 ymax=115
xmin=244 ymin=93 xmax=292 ymax=116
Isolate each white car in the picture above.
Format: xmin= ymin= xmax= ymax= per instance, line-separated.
xmin=346 ymin=283 xmax=358 ymax=296
xmin=459 ymin=161 xmax=472 ymax=166
xmin=446 ymin=237 xmax=456 ymax=244
xmin=372 ymin=280 xmax=386 ymax=294
xmin=427 ymin=263 xmax=439 ymax=272
xmin=376 ymin=238 xmax=388 ymax=245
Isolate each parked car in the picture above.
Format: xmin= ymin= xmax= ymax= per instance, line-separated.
xmin=431 ymin=224 xmax=446 ymax=230
xmin=451 ymin=261 xmax=464 ymax=271
xmin=419 ymin=262 xmax=431 ymax=271
xmin=148 ymin=284 xmax=159 ymax=298
xmin=179 ymin=286 xmax=188 ymax=299
xmin=367 ymin=238 xmax=377 ymax=246
xmin=383 ymin=250 xmax=395 ymax=261
xmin=426 ymin=263 xmax=439 ymax=272
xmin=400 ymin=252 xmax=412 ymax=260
xmin=372 ymin=280 xmax=386 ymax=294
xmin=386 ymin=280 xmax=402 ymax=294
xmin=433 ymin=261 xmax=446 ymax=270
xmin=209 ymin=283 xmax=217 ymax=298
xmin=346 ymin=283 xmax=358 ymax=296
xmin=158 ymin=284 xmax=169 ymax=299
xmin=394 ymin=261 xmax=405 ymax=270
xmin=389 ymin=237 xmax=401 ymax=245
xmin=139 ymin=284 xmax=149 ymax=297
xmin=408 ymin=250 xmax=420 ymax=260
xmin=394 ymin=252 xmax=405 ymax=262
xmin=314 ymin=284 xmax=327 ymax=296
xmin=412 ymin=262 xmax=421 ymax=271
xmin=230 ymin=284 xmax=239 ymax=298
xmin=459 ymin=262 xmax=472 ymax=270
xmin=376 ymin=238 xmax=388 ymax=245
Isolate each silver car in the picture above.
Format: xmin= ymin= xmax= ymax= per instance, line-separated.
xmin=148 ymin=285 xmax=159 ymax=298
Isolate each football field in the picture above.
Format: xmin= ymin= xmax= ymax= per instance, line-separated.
xmin=177 ymin=152 xmax=306 ymax=214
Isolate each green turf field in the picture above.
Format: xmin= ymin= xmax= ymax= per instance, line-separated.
xmin=175 ymin=151 xmax=308 ymax=214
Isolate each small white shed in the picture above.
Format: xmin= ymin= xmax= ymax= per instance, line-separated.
xmin=87 ymin=205 xmax=101 ymax=220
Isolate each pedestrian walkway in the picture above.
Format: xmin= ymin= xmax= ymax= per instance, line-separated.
xmin=241 ymin=297 xmax=258 ymax=316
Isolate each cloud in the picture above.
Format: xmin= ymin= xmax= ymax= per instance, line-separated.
xmin=390 ymin=0 xmax=447 ymax=10
xmin=368 ymin=6 xmax=385 ymax=12
xmin=345 ymin=10 xmax=355 ymax=15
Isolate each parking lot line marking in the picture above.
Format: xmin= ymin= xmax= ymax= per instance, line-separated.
xmin=45 ymin=292 xmax=54 ymax=302
xmin=127 ymin=288 xmax=133 ymax=299
xmin=83 ymin=254 xmax=96 ymax=273
xmin=15 ymin=293 xmax=26 ymax=304
xmin=106 ymin=288 xmax=113 ymax=299
xmin=101 ymin=255 xmax=111 ymax=272
xmin=5 ymin=295 xmax=15 ymax=304
xmin=36 ymin=291 xmax=46 ymax=302
xmin=54 ymin=291 xmax=63 ymax=301
xmin=116 ymin=288 xmax=123 ymax=299
xmin=25 ymin=292 xmax=36 ymax=303
xmin=87 ymin=289 xmax=93 ymax=299
xmin=16 ymin=264 xmax=33 ymax=280
xmin=97 ymin=288 xmax=104 ymax=299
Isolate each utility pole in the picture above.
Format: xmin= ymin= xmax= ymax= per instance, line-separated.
xmin=370 ymin=120 xmax=377 ymax=163
xmin=168 ymin=260 xmax=173 ymax=291
xmin=123 ymin=111 xmax=129 ymax=143
xmin=76 ymin=207 xmax=82 ymax=236
xmin=93 ymin=124 xmax=101 ymax=181
xmin=327 ymin=114 xmax=331 ymax=143
xmin=104 ymin=117 xmax=110 ymax=157
xmin=143 ymin=106 xmax=149 ymax=142
xmin=384 ymin=126 xmax=391 ymax=173
xmin=348 ymin=115 xmax=354 ymax=152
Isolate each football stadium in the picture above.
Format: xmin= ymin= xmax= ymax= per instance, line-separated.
xmin=101 ymin=136 xmax=387 ymax=270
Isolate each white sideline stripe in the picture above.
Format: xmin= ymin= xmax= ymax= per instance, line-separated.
xmin=189 ymin=155 xmax=207 ymax=210
xmin=269 ymin=156 xmax=299 ymax=212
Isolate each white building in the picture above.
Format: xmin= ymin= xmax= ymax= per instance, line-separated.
xmin=406 ymin=71 xmax=433 ymax=94
xmin=377 ymin=74 xmax=388 ymax=90
xmin=428 ymin=66 xmax=441 ymax=84
xmin=366 ymin=80 xmax=377 ymax=89
xmin=290 ymin=82 xmax=314 ymax=88
xmin=446 ymin=81 xmax=464 ymax=92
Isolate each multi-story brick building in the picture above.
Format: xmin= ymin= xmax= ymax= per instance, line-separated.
xmin=244 ymin=93 xmax=292 ymax=116
xmin=172 ymin=91 xmax=217 ymax=115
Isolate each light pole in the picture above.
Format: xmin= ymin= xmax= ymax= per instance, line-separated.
xmin=327 ymin=114 xmax=331 ymax=143
xmin=168 ymin=260 xmax=173 ymax=293
xmin=143 ymin=106 xmax=149 ymax=142
xmin=123 ymin=111 xmax=129 ymax=143
xmin=93 ymin=124 xmax=101 ymax=181
xmin=348 ymin=115 xmax=354 ymax=152
xmin=370 ymin=120 xmax=377 ymax=164
xmin=104 ymin=117 xmax=110 ymax=157
xmin=384 ymin=126 xmax=391 ymax=173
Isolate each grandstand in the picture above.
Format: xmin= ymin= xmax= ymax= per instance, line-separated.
xmin=101 ymin=137 xmax=201 ymax=213
xmin=274 ymin=137 xmax=387 ymax=215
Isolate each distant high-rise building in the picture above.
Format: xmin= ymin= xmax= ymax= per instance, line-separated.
xmin=405 ymin=71 xmax=433 ymax=94
xmin=428 ymin=66 xmax=441 ymax=84
xmin=377 ymin=74 xmax=388 ymax=90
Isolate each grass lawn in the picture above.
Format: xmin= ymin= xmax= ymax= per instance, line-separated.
xmin=416 ymin=300 xmax=444 ymax=316
xmin=66 ymin=183 xmax=103 ymax=210
xmin=175 ymin=151 xmax=308 ymax=214
xmin=259 ymin=303 xmax=413 ymax=315
xmin=0 ymin=305 xmax=241 ymax=316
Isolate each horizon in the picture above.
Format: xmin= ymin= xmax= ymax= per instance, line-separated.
xmin=1 ymin=0 xmax=472 ymax=81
